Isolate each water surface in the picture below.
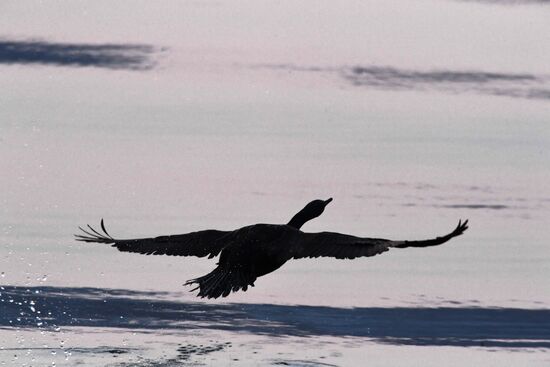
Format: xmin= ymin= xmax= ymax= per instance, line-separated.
xmin=1 ymin=1 xmax=549 ymax=365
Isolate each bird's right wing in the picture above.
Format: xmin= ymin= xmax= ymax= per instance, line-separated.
xmin=290 ymin=220 xmax=468 ymax=260
xmin=75 ymin=219 xmax=231 ymax=258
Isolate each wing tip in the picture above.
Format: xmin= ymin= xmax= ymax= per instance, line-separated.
xmin=455 ymin=219 xmax=469 ymax=236
xmin=75 ymin=220 xmax=115 ymax=243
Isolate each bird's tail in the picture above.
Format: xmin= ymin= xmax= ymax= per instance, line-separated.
xmin=185 ymin=266 xmax=254 ymax=299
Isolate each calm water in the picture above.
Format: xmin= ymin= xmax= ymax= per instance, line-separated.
xmin=1 ymin=1 xmax=550 ymax=365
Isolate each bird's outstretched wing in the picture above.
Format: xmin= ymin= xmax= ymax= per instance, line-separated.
xmin=290 ymin=220 xmax=468 ymax=260
xmin=75 ymin=219 xmax=231 ymax=258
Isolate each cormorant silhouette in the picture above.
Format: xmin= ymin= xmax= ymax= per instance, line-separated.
xmin=76 ymin=198 xmax=468 ymax=299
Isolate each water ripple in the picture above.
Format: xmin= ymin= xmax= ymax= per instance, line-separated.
xmin=0 ymin=39 xmax=163 ymax=70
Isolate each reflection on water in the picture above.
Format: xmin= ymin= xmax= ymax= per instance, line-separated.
xmin=348 ymin=66 xmax=536 ymax=85
xmin=355 ymin=181 xmax=548 ymax=220
xmin=2 ymin=286 xmax=550 ymax=348
xmin=255 ymin=63 xmax=550 ymax=101
xmin=345 ymin=66 xmax=550 ymax=101
xmin=0 ymin=40 xmax=161 ymax=70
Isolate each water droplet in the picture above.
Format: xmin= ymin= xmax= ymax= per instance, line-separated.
xmin=0 ymin=272 xmax=4 ymax=278
xmin=29 ymin=306 xmax=36 ymax=312
xmin=41 ymin=275 xmax=48 ymax=282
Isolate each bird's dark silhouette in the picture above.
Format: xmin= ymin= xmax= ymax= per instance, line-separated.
xmin=76 ymin=198 xmax=468 ymax=299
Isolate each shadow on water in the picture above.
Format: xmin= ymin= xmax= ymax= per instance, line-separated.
xmin=1 ymin=286 xmax=550 ymax=348
xmin=0 ymin=40 xmax=160 ymax=70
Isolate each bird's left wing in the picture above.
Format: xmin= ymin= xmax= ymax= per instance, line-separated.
xmin=75 ymin=219 xmax=231 ymax=258
xmin=290 ymin=220 xmax=468 ymax=260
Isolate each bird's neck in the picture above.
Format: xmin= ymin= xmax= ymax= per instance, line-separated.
xmin=287 ymin=211 xmax=311 ymax=229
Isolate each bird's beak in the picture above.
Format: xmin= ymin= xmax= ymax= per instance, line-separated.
xmin=325 ymin=198 xmax=333 ymax=205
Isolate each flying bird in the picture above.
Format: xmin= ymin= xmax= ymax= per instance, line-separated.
xmin=76 ymin=198 xmax=468 ymax=299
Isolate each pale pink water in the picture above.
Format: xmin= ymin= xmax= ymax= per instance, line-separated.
xmin=1 ymin=1 xmax=550 ymax=365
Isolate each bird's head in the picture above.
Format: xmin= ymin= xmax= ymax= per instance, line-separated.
xmin=304 ymin=198 xmax=333 ymax=219
xmin=287 ymin=198 xmax=333 ymax=229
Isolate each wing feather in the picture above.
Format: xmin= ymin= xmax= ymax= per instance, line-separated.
xmin=291 ymin=220 xmax=468 ymax=260
xmin=75 ymin=220 xmax=231 ymax=258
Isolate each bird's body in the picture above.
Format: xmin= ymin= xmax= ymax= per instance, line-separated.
xmin=222 ymin=224 xmax=295 ymax=275
xmin=185 ymin=224 xmax=296 ymax=298
xmin=76 ymin=199 xmax=468 ymax=299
